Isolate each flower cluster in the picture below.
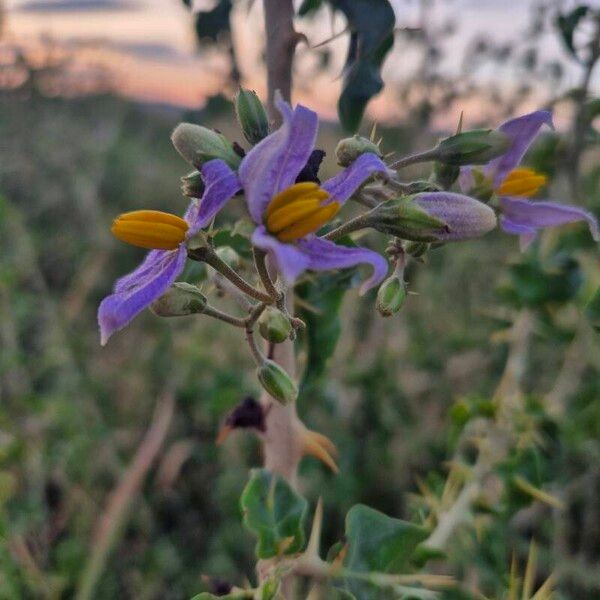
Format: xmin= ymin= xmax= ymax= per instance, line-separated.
xmin=98 ymin=101 xmax=598 ymax=346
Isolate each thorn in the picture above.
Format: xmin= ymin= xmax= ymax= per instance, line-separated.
xmin=384 ymin=151 xmax=396 ymax=159
xmin=308 ymin=430 xmax=339 ymax=458
xmin=302 ymin=429 xmax=339 ymax=473
xmin=370 ymin=121 xmax=378 ymax=142
xmin=312 ymin=26 xmax=350 ymax=49
xmin=216 ymin=424 xmax=233 ymax=445
xmin=456 ymin=111 xmax=464 ymax=134
xmin=306 ymin=497 xmax=323 ymax=558
xmin=293 ymin=31 xmax=309 ymax=48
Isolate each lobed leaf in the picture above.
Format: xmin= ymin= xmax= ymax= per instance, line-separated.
xmin=240 ymin=469 xmax=308 ymax=559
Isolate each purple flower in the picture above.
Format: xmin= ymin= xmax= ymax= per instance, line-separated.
xmin=99 ymin=97 xmax=389 ymax=344
xmin=460 ymin=110 xmax=599 ymax=249
xmin=98 ymin=160 xmax=241 ymax=345
xmin=239 ymin=97 xmax=389 ymax=295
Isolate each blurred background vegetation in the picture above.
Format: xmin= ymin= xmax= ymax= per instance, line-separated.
xmin=0 ymin=1 xmax=598 ymax=599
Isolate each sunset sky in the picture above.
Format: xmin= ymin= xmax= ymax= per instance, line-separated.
xmin=3 ymin=0 xmax=598 ymax=127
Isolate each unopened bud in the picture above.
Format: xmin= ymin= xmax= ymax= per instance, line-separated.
xmin=150 ymin=282 xmax=207 ymax=317
xmin=256 ymin=360 xmax=298 ymax=404
xmin=258 ymin=307 xmax=292 ymax=343
xmin=376 ymin=276 xmax=406 ymax=317
xmin=215 ymin=246 xmax=240 ymax=269
xmin=181 ymin=170 xmax=205 ymax=198
xmin=234 ymin=88 xmax=270 ymax=145
xmin=432 ymin=162 xmax=460 ymax=189
xmin=412 ymin=192 xmax=497 ymax=240
xmin=367 ymin=197 xmax=450 ymax=242
xmin=171 ymin=123 xmax=241 ymax=170
xmin=335 ymin=135 xmax=382 ymax=167
xmin=435 ymin=129 xmax=510 ymax=166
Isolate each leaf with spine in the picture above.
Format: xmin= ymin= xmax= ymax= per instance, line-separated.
xmin=240 ymin=469 xmax=308 ymax=559
xmin=556 ymin=5 xmax=589 ymax=62
xmin=331 ymin=0 xmax=395 ymax=132
xmin=297 ymin=267 xmax=357 ymax=399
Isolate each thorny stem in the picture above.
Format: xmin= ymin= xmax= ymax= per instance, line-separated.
xmin=189 ymin=246 xmax=273 ymax=304
xmin=422 ymin=310 xmax=535 ymax=552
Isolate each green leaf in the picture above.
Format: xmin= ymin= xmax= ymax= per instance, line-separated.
xmin=297 ymin=268 xmax=356 ymax=398
xmin=556 ymin=5 xmax=589 ymax=61
xmin=331 ymin=0 xmax=396 ymax=131
xmin=240 ymin=468 xmax=308 ymax=559
xmin=298 ymin=0 xmax=324 ymax=16
xmin=344 ymin=504 xmax=429 ymax=574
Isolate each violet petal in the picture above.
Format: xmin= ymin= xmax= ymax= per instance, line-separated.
xmin=500 ymin=196 xmax=599 ymax=240
xmin=322 ymin=152 xmax=389 ymax=205
xmin=184 ymin=159 xmax=241 ymax=235
xmin=297 ymin=236 xmax=388 ymax=295
xmin=485 ymin=110 xmax=553 ymax=188
xmin=239 ymin=97 xmax=318 ymax=223
xmin=98 ymin=246 xmax=187 ymax=345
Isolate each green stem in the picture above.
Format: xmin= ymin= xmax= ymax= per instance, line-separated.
xmin=189 ymin=246 xmax=273 ymax=304
xmin=323 ymin=211 xmax=376 ymax=241
xmin=202 ymin=305 xmax=246 ymax=328
xmin=253 ymin=247 xmax=281 ymax=300
xmin=388 ymin=148 xmax=439 ymax=170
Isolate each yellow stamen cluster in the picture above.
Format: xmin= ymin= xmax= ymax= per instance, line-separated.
xmin=111 ymin=210 xmax=189 ymax=250
xmin=497 ymin=167 xmax=547 ymax=198
xmin=265 ymin=182 xmax=340 ymax=243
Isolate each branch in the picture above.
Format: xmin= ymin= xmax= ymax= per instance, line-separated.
xmin=263 ymin=0 xmax=296 ymax=122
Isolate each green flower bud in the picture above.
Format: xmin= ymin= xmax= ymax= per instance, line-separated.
xmin=150 ymin=282 xmax=207 ymax=317
xmin=376 ymin=276 xmax=406 ymax=317
xmin=366 ymin=196 xmax=450 ymax=242
xmin=435 ymin=129 xmax=510 ymax=166
xmin=234 ymin=88 xmax=270 ymax=145
xmin=171 ymin=123 xmax=241 ymax=170
xmin=258 ymin=307 xmax=292 ymax=344
xmin=215 ymin=246 xmax=240 ymax=269
xmin=335 ymin=134 xmax=382 ymax=167
xmin=432 ymin=161 xmax=460 ymax=189
xmin=257 ymin=359 xmax=298 ymax=405
xmin=181 ymin=170 xmax=205 ymax=198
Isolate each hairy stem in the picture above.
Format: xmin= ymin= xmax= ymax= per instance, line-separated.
xmin=189 ymin=246 xmax=273 ymax=304
xmin=388 ymin=148 xmax=440 ymax=170
xmin=323 ymin=210 xmax=376 ymax=241
xmin=202 ymin=304 xmax=247 ymax=328
xmin=253 ymin=247 xmax=281 ymax=300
